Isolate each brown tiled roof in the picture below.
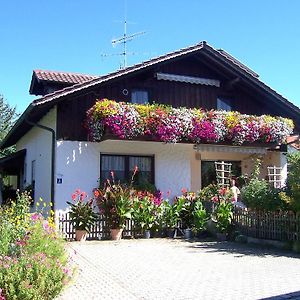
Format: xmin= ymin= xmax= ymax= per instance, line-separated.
xmin=217 ymin=49 xmax=259 ymax=78
xmin=33 ymin=69 xmax=99 ymax=84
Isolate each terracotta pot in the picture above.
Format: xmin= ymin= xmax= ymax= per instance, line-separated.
xmin=75 ymin=229 xmax=87 ymax=241
xmin=111 ymin=228 xmax=123 ymax=240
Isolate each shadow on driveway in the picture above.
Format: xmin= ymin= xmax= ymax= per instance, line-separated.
xmin=182 ymin=239 xmax=300 ymax=259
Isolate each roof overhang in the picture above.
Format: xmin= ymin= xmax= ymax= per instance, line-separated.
xmin=193 ymin=144 xmax=268 ymax=155
xmin=0 ymin=149 xmax=26 ymax=175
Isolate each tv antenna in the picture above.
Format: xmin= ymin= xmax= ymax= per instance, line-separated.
xmin=112 ymin=20 xmax=145 ymax=69
xmin=101 ymin=16 xmax=146 ymax=69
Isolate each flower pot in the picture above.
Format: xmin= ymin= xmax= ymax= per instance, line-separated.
xmin=167 ymin=228 xmax=176 ymax=238
xmin=216 ymin=232 xmax=227 ymax=241
xmin=184 ymin=228 xmax=193 ymax=240
xmin=75 ymin=229 xmax=87 ymax=241
xmin=143 ymin=230 xmax=151 ymax=239
xmin=111 ymin=228 xmax=123 ymax=240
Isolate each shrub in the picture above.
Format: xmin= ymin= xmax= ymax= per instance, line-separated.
xmin=0 ymin=192 xmax=72 ymax=300
xmin=241 ymin=159 xmax=288 ymax=211
xmin=67 ymin=189 xmax=98 ymax=232
xmin=286 ymin=152 xmax=300 ymax=212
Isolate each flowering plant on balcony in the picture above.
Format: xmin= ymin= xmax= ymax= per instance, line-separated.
xmin=86 ymin=99 xmax=294 ymax=145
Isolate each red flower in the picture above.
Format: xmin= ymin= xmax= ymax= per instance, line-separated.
xmin=94 ymin=190 xmax=100 ymax=197
xmin=71 ymin=193 xmax=76 ymax=201
xmin=80 ymin=192 xmax=87 ymax=201
xmin=181 ymin=188 xmax=187 ymax=194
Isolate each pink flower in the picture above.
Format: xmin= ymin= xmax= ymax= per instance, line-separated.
xmin=31 ymin=212 xmax=42 ymax=221
xmin=80 ymin=192 xmax=86 ymax=201
xmin=71 ymin=193 xmax=77 ymax=201
xmin=181 ymin=188 xmax=187 ymax=194
xmin=75 ymin=189 xmax=81 ymax=195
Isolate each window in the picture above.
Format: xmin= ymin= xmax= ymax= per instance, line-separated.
xmin=131 ymin=90 xmax=149 ymax=104
xmin=201 ymin=160 xmax=241 ymax=188
xmin=100 ymin=154 xmax=154 ymax=186
xmin=217 ymin=97 xmax=232 ymax=111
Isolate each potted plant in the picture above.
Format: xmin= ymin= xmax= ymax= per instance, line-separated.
xmin=192 ymin=200 xmax=208 ymax=237
xmin=179 ymin=191 xmax=198 ymax=240
xmin=67 ymin=189 xmax=98 ymax=241
xmin=132 ymin=194 xmax=156 ymax=238
xmin=164 ymin=197 xmax=184 ymax=238
xmin=211 ymin=187 xmax=234 ymax=241
xmin=94 ymin=174 xmax=134 ymax=240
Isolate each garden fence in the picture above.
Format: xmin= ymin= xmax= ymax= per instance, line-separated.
xmin=233 ymin=208 xmax=300 ymax=242
xmin=56 ymin=211 xmax=144 ymax=240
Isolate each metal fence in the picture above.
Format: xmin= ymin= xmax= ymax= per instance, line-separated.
xmin=233 ymin=208 xmax=300 ymax=242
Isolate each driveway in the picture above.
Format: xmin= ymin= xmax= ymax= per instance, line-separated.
xmin=58 ymin=239 xmax=300 ymax=300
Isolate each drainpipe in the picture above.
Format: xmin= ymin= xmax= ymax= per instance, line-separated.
xmin=25 ymin=118 xmax=56 ymax=211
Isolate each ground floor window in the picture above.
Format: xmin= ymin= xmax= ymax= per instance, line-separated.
xmin=100 ymin=154 xmax=154 ymax=187
xmin=201 ymin=160 xmax=241 ymax=188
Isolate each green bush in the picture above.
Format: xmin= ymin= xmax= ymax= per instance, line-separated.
xmin=0 ymin=192 xmax=72 ymax=300
xmin=240 ymin=159 xmax=288 ymax=211
xmin=286 ymin=152 xmax=300 ymax=212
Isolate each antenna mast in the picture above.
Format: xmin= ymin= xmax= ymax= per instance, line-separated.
xmin=111 ymin=18 xmax=145 ymax=68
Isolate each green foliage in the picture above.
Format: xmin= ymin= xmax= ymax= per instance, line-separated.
xmin=192 ymin=201 xmax=208 ymax=232
xmin=95 ymin=180 xmax=133 ymax=229
xmin=0 ymin=192 xmax=71 ymax=300
xmin=241 ymin=159 xmax=288 ymax=211
xmin=164 ymin=197 xmax=185 ymax=229
xmin=67 ymin=190 xmax=97 ymax=232
xmin=132 ymin=196 xmax=156 ymax=230
xmin=213 ymin=201 xmax=233 ymax=233
xmin=0 ymin=95 xmax=18 ymax=158
xmin=286 ymin=152 xmax=300 ymax=212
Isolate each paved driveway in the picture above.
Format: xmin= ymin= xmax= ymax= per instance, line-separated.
xmin=58 ymin=239 xmax=300 ymax=300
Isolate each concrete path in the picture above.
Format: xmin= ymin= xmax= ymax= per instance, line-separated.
xmin=58 ymin=239 xmax=300 ymax=300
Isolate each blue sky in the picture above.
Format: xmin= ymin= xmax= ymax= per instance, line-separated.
xmin=0 ymin=0 xmax=300 ymax=112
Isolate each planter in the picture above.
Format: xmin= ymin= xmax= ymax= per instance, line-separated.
xmin=111 ymin=228 xmax=123 ymax=240
xmin=216 ymin=232 xmax=227 ymax=241
xmin=167 ymin=228 xmax=176 ymax=239
xmin=143 ymin=230 xmax=151 ymax=239
xmin=184 ymin=228 xmax=193 ymax=240
xmin=75 ymin=229 xmax=87 ymax=241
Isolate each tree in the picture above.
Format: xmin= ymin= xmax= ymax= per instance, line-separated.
xmin=0 ymin=95 xmax=18 ymax=158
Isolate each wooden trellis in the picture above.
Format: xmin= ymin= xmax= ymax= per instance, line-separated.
xmin=215 ymin=161 xmax=232 ymax=188
xmin=267 ymin=166 xmax=282 ymax=188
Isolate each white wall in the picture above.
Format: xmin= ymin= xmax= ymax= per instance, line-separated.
xmin=16 ymin=107 xmax=56 ymax=209
xmin=55 ymin=140 xmax=193 ymax=210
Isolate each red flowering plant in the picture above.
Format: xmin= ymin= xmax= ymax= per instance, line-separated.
xmin=66 ymin=189 xmax=98 ymax=232
xmin=94 ymin=169 xmax=138 ymax=229
xmin=131 ymin=190 xmax=163 ymax=232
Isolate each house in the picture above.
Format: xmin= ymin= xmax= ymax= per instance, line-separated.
xmin=0 ymin=41 xmax=299 ymax=212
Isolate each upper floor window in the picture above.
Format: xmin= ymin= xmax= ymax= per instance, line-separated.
xmin=217 ymin=97 xmax=232 ymax=111
xmin=131 ymin=90 xmax=149 ymax=104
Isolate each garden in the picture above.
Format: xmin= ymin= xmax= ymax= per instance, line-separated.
xmin=0 ymin=192 xmax=72 ymax=300
xmin=66 ymin=154 xmax=300 ymax=251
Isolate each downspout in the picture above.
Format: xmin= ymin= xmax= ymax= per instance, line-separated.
xmin=25 ymin=118 xmax=56 ymax=211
